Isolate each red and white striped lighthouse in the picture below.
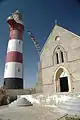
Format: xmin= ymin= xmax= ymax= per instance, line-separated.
xmin=4 ymin=10 xmax=24 ymax=89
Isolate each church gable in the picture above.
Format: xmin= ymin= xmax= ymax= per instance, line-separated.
xmin=40 ymin=24 xmax=80 ymax=62
xmin=40 ymin=24 xmax=69 ymax=58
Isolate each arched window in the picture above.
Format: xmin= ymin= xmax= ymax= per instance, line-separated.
xmin=53 ymin=45 xmax=67 ymax=65
xmin=56 ymin=53 xmax=59 ymax=64
xmin=55 ymin=36 xmax=60 ymax=41
xmin=60 ymin=51 xmax=64 ymax=63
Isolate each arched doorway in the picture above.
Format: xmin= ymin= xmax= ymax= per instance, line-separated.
xmin=54 ymin=66 xmax=72 ymax=93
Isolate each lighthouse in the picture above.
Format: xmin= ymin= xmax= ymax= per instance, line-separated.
xmin=3 ymin=10 xmax=24 ymax=89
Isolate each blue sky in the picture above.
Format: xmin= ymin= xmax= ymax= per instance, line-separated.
xmin=0 ymin=0 xmax=80 ymax=88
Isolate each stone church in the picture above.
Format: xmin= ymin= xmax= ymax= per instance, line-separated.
xmin=36 ymin=24 xmax=80 ymax=93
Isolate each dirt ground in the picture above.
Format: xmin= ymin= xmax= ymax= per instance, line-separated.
xmin=0 ymin=105 xmax=65 ymax=120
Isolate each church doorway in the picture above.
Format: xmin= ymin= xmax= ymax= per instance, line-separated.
xmin=54 ymin=66 xmax=71 ymax=93
xmin=60 ymin=77 xmax=69 ymax=92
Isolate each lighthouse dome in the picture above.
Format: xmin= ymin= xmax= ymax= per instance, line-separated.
xmin=7 ymin=16 xmax=13 ymax=20
xmin=12 ymin=9 xmax=23 ymax=25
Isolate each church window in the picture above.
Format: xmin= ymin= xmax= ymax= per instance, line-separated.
xmin=53 ymin=45 xmax=67 ymax=65
xmin=56 ymin=53 xmax=59 ymax=64
xmin=55 ymin=36 xmax=60 ymax=41
xmin=57 ymin=47 xmax=60 ymax=49
xmin=60 ymin=51 xmax=64 ymax=62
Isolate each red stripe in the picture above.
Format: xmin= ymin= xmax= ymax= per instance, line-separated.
xmin=7 ymin=18 xmax=16 ymax=27
xmin=16 ymin=23 xmax=24 ymax=32
xmin=10 ymin=29 xmax=23 ymax=40
xmin=8 ymin=19 xmax=24 ymax=32
xmin=9 ymin=22 xmax=24 ymax=40
xmin=6 ymin=51 xmax=23 ymax=63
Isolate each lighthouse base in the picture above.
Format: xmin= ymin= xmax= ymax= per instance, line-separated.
xmin=3 ymin=78 xmax=23 ymax=89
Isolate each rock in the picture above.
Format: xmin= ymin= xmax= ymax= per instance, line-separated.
xmin=9 ymin=97 xmax=33 ymax=107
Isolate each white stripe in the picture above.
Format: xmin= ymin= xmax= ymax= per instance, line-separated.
xmin=4 ymin=62 xmax=23 ymax=78
xmin=7 ymin=39 xmax=23 ymax=53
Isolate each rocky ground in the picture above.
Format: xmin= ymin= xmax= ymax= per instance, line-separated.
xmin=0 ymin=105 xmax=65 ymax=120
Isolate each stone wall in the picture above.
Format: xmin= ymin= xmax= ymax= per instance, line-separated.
xmin=5 ymin=89 xmax=36 ymax=96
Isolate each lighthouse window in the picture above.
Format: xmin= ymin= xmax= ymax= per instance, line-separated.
xmin=5 ymin=65 xmax=7 ymax=69
xmin=18 ymin=40 xmax=21 ymax=44
xmin=17 ymin=68 xmax=20 ymax=72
